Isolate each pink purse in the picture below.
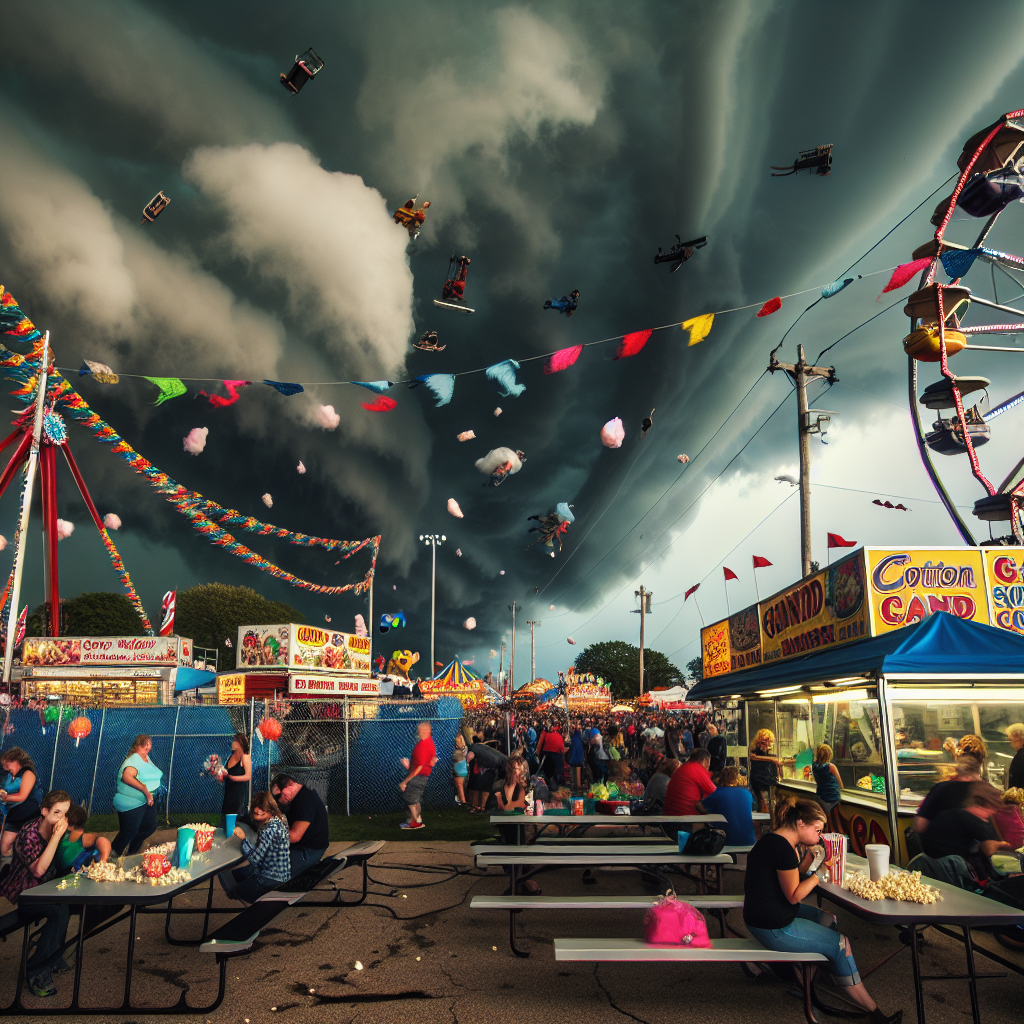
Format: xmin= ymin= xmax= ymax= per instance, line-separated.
xmin=643 ymin=889 xmax=711 ymax=947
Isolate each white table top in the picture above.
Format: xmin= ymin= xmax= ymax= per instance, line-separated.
xmin=475 ymin=848 xmax=733 ymax=866
xmin=490 ymin=813 xmax=727 ymax=825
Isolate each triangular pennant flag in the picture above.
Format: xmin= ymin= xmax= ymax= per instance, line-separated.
xmin=263 ymin=379 xmax=304 ymax=396
xmin=681 ymin=314 xmax=714 ymax=347
xmin=880 ymin=258 xmax=931 ymax=295
xmin=752 ymin=556 xmax=772 ymax=568
xmin=145 ymin=376 xmax=187 ymax=406
xmin=940 ymin=248 xmax=983 ymax=280
xmin=723 ymin=566 xmax=739 ymax=581
xmin=756 ymin=297 xmax=782 ymax=317
xmin=821 ymin=277 xmax=858 ymax=299
xmin=614 ymin=329 xmax=654 ymax=359
xmin=198 ymin=379 xmax=252 ymax=408
xmin=684 ymin=583 xmax=700 ymax=601
xmin=544 ymin=345 xmax=584 ymax=374
xmin=827 ymin=532 xmax=856 ymax=548
xmin=485 ymin=359 xmax=525 ymax=397
xmin=79 ymin=360 xmax=120 ymax=384
xmin=351 ymin=380 xmax=394 ymax=394
xmin=361 ymin=396 xmax=397 ymax=412
xmin=410 ymin=374 xmax=455 ymax=407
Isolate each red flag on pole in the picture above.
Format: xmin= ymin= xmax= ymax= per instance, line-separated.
xmin=752 ymin=556 xmax=773 ymax=568
xmin=159 ymin=590 xmax=176 ymax=636
xmin=723 ymin=567 xmax=739 ymax=581
xmin=684 ymin=583 xmax=700 ymax=601
xmin=14 ymin=606 xmax=27 ymax=646
xmin=827 ymin=533 xmax=857 ymax=548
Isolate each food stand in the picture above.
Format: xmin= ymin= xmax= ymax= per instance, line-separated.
xmin=689 ymin=546 xmax=1024 ymax=864
xmin=420 ymin=658 xmax=491 ymax=708
xmin=14 ymin=635 xmax=194 ymax=705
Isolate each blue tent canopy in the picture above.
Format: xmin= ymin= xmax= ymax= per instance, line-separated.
xmin=687 ymin=612 xmax=1024 ymax=701
xmin=174 ymin=666 xmax=217 ymax=691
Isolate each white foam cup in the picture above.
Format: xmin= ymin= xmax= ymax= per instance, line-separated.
xmin=865 ymin=843 xmax=890 ymax=882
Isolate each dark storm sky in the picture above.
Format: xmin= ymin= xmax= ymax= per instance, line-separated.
xmin=2 ymin=1 xmax=1024 ymax=682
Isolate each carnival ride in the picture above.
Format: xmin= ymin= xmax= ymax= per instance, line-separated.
xmin=771 ymin=144 xmax=833 ymax=177
xmin=902 ymin=110 xmax=1024 ymax=543
xmin=653 ymin=235 xmax=707 ymax=273
xmin=280 ymin=48 xmax=324 ymax=94
xmin=434 ymin=256 xmax=474 ymax=314
xmin=141 ymin=192 xmax=171 ymax=225
xmin=0 ymin=288 xmax=379 ymax=670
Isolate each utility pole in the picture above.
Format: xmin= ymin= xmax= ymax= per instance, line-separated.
xmin=419 ymin=533 xmax=446 ymax=677
xmin=508 ymin=603 xmax=518 ymax=698
xmin=526 ymin=619 xmax=540 ymax=682
xmin=768 ymin=344 xmax=837 ymax=577
xmin=632 ymin=587 xmax=652 ymax=695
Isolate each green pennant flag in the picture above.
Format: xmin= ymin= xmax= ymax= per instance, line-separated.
xmin=144 ymin=377 xmax=187 ymax=406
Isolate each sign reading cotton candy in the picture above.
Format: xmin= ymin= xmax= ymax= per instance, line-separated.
xmin=183 ymin=426 xmax=209 ymax=455
xmin=601 ymin=417 xmax=624 ymax=448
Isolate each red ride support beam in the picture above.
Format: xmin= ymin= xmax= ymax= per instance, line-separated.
xmin=0 ymin=432 xmax=32 ymax=502
xmin=40 ymin=443 xmax=60 ymax=635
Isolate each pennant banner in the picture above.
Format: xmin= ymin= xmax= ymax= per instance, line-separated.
xmin=614 ymin=329 xmax=653 ymax=359
xmin=485 ymin=359 xmax=526 ymax=397
xmin=144 ymin=376 xmax=187 ymax=406
xmin=544 ymin=345 xmax=584 ymax=374
xmin=681 ymin=314 xmax=714 ymax=347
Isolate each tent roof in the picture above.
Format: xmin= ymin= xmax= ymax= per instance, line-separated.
xmin=687 ymin=612 xmax=1024 ymax=701
xmin=424 ymin=658 xmax=482 ymax=689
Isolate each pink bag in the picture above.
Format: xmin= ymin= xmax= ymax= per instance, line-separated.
xmin=643 ymin=889 xmax=711 ymax=947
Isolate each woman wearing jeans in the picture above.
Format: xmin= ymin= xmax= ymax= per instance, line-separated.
xmin=112 ymin=735 xmax=163 ymax=856
xmin=743 ymin=795 xmax=901 ymax=1024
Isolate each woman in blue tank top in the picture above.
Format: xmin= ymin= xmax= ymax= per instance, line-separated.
xmin=812 ymin=743 xmax=843 ymax=811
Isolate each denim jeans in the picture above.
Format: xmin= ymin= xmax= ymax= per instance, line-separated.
xmin=219 ymin=865 xmax=285 ymax=904
xmin=288 ymin=845 xmax=327 ymax=879
xmin=746 ymin=903 xmax=861 ymax=986
xmin=19 ymin=903 xmax=70 ymax=981
xmin=112 ymin=802 xmax=158 ymax=856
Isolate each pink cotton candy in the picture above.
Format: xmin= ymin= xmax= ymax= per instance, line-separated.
xmin=354 ymin=614 xmax=367 ymax=637
xmin=601 ymin=417 xmax=625 ymax=448
xmin=464 ymin=618 xmax=477 ymax=630
xmin=56 ymin=519 xmax=75 ymax=540
xmin=102 ymin=513 xmax=122 ymax=530
xmin=457 ymin=430 xmax=476 ymax=442
xmin=447 ymin=498 xmax=464 ymax=518
xmin=183 ymin=427 xmax=208 ymax=455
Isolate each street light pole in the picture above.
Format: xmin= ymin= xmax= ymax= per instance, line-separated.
xmin=419 ymin=533 xmax=446 ymax=677
xmin=508 ymin=603 xmax=518 ymax=698
xmin=633 ymin=587 xmax=652 ymax=695
xmin=526 ymin=619 xmax=540 ymax=682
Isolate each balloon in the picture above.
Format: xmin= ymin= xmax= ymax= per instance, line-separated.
xmin=258 ymin=718 xmax=282 ymax=742
xmin=68 ymin=716 xmax=92 ymax=747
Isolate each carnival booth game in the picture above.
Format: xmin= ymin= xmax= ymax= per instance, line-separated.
xmin=690 ymin=546 xmax=1024 ymax=864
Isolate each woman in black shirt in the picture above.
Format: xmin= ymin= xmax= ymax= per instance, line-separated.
xmin=744 ymin=796 xmax=901 ymax=1024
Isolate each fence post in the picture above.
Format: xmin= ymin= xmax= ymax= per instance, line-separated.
xmin=48 ymin=706 xmax=64 ymax=791
xmin=163 ymin=704 xmax=182 ymax=824
xmin=344 ymin=696 xmax=350 ymax=816
xmin=87 ymin=707 xmax=106 ymax=814
xmin=248 ymin=697 xmax=255 ymax=809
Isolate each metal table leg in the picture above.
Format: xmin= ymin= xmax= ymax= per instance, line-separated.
xmin=962 ymin=926 xmax=981 ymax=1024
xmin=508 ymin=863 xmax=529 ymax=958
xmin=908 ymin=923 xmax=927 ymax=1024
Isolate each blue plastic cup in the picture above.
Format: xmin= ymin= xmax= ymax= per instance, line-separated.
xmin=176 ymin=827 xmax=195 ymax=868
xmin=224 ymin=813 xmax=237 ymax=839
xmin=677 ymin=830 xmax=691 ymax=853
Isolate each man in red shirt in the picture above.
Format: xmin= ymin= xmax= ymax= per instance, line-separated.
xmin=662 ymin=748 xmax=716 ymax=838
xmin=399 ymin=722 xmax=436 ymax=830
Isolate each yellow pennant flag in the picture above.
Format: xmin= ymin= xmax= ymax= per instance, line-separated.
xmin=681 ymin=313 xmax=714 ymax=347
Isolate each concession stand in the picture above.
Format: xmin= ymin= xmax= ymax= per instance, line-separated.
xmin=14 ymin=635 xmax=194 ymax=705
xmin=688 ymin=546 xmax=1024 ymax=864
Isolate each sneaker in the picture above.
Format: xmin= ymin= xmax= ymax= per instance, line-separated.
xmin=28 ymin=972 xmax=57 ymax=998
xmin=399 ymin=821 xmax=425 ymax=830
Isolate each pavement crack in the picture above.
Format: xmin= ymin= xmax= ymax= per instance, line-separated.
xmin=593 ymin=963 xmax=653 ymax=1024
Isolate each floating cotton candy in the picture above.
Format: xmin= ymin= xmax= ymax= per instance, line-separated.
xmin=493 ymin=407 xmax=502 ymax=416
xmin=56 ymin=519 xmax=74 ymax=540
xmin=182 ymin=426 xmax=208 ymax=455
xmin=464 ymin=617 xmax=477 ymax=630
xmin=297 ymin=461 xmax=306 ymax=474
xmin=447 ymin=498 xmax=464 ymax=518
xmin=225 ymin=638 xmax=233 ymax=647
xmin=677 ymin=454 xmax=690 ymax=464
xmin=549 ymin=604 xmax=555 ymax=611
xmin=102 ymin=513 xmax=121 ymax=530
xmin=0 ymin=536 xmax=6 ymax=551
xmin=457 ymin=430 xmax=476 ymax=442
xmin=324 ymin=615 xmax=332 ymax=623
xmin=567 ymin=637 xmax=577 ymax=645
xmin=601 ymin=417 xmax=625 ymax=448
xmin=499 ymin=570 xmax=505 ymax=575
xmin=354 ymin=614 xmax=367 ymax=638
xmin=262 ymin=493 xmax=273 ymax=508
xmin=313 ymin=404 xmax=340 ymax=430
xmin=456 ymin=548 xmax=462 ymax=557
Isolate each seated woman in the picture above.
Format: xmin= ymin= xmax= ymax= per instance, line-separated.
xmin=642 ymin=758 xmax=679 ymax=810
xmin=994 ymin=787 xmax=1024 ymax=852
xmin=494 ymin=756 xmax=541 ymax=894
xmin=743 ymin=795 xmax=902 ymax=1024
xmin=219 ymin=791 xmax=293 ymax=904
xmin=698 ymin=766 xmax=756 ymax=847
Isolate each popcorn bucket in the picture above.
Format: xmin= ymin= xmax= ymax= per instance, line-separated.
xmin=821 ymin=833 xmax=847 ymax=884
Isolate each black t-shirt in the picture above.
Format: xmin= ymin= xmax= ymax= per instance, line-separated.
xmin=743 ymin=832 xmax=801 ymax=929
xmin=1009 ymin=748 xmax=1024 ymax=790
xmin=920 ymin=808 xmax=997 ymax=879
xmin=285 ymin=786 xmax=329 ymax=850
xmin=917 ymin=779 xmax=970 ymax=821
xmin=707 ymin=736 xmax=727 ymax=771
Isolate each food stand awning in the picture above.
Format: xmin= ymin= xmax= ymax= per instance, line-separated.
xmin=687 ymin=612 xmax=1024 ymax=700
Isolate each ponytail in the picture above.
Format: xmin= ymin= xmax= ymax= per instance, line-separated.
xmin=773 ymin=794 xmax=827 ymax=831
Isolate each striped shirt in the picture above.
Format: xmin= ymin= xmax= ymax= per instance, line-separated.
xmin=241 ymin=817 xmax=292 ymax=882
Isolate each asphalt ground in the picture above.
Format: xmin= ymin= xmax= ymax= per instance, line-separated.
xmin=1 ymin=831 xmax=1022 ymax=1024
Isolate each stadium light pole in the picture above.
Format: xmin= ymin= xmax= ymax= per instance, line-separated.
xmin=419 ymin=534 xmax=446 ymax=677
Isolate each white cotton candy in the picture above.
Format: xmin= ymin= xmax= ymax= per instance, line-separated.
xmin=56 ymin=519 xmax=75 ymax=540
xmin=262 ymin=493 xmax=273 ymax=508
xmin=601 ymin=417 xmax=624 ymax=448
xmin=457 ymin=430 xmax=476 ymax=442
xmin=475 ymin=447 xmax=522 ymax=476
xmin=183 ymin=427 xmax=209 ymax=455
xmin=0 ymin=535 xmax=6 ymax=550
xmin=447 ymin=498 xmax=464 ymax=518
xmin=464 ymin=617 xmax=477 ymax=630
xmin=297 ymin=461 xmax=306 ymax=474
xmin=549 ymin=604 xmax=555 ymax=610
xmin=102 ymin=513 xmax=122 ymax=531
xmin=314 ymin=404 xmax=341 ymax=430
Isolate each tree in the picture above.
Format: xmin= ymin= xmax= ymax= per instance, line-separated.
xmin=686 ymin=657 xmax=704 ymax=684
xmin=573 ymin=640 xmax=682 ymax=701
xmin=27 ymin=592 xmax=147 ymax=638
xmin=176 ymin=584 xmax=305 ymax=673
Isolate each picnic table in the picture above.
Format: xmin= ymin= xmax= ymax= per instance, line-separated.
xmin=489 ymin=811 xmax=769 ymax=845
xmin=10 ymin=827 xmax=246 ymax=1016
xmin=817 ymin=854 xmax=1024 ymax=1024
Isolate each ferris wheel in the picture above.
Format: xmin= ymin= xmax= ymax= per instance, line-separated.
xmin=906 ymin=108 xmax=1024 ymax=543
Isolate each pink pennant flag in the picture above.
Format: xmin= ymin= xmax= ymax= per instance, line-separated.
xmin=614 ymin=329 xmax=654 ymax=359
xmin=361 ymin=396 xmax=397 ymax=412
xmin=756 ymin=297 xmax=782 ymax=317
xmin=544 ymin=344 xmax=584 ymax=374
xmin=880 ymin=258 xmax=931 ymax=295
xmin=198 ymin=379 xmax=252 ymax=407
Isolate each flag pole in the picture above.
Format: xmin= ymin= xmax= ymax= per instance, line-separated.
xmin=724 ymin=573 xmax=730 ymax=616
xmin=754 ymin=566 xmax=761 ymax=603
xmin=693 ymin=597 xmax=706 ymax=626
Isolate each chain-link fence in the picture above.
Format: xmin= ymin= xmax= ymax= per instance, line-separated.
xmin=0 ymin=696 xmax=464 ymax=817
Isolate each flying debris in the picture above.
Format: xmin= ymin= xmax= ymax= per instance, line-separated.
xmin=543 ymin=289 xmax=580 ymax=316
xmin=183 ymin=427 xmax=208 ymax=456
xmin=102 ymin=514 xmax=121 ymax=531
xmin=493 ymin=407 xmax=503 ymax=417
xmin=677 ymin=454 xmax=690 ymax=464
xmin=601 ymin=418 xmax=624 ymax=448
xmin=464 ymin=618 xmax=477 ymax=630
xmin=141 ymin=191 xmax=171 ymax=225
xmin=434 ymin=255 xmax=474 ymax=313
xmin=280 ymin=47 xmax=324 ymax=94
xmin=654 ymin=235 xmax=708 ymax=273
xmin=641 ymin=409 xmax=655 ymax=438
xmin=455 ymin=548 xmax=462 ymax=557
xmin=297 ymin=461 xmax=306 ymax=474
xmin=475 ymin=447 xmax=525 ymax=487
xmin=567 ymin=637 xmax=577 ymax=645
xmin=771 ymin=144 xmax=833 ymax=177
xmin=324 ymin=616 xmax=332 ymax=623
xmin=549 ymin=604 xmax=555 ymax=611
xmin=447 ymin=498 xmax=464 ymax=518
xmin=775 ymin=474 xmax=799 ymax=487
xmin=499 ymin=570 xmax=505 ymax=575
xmin=379 ymin=612 xmax=407 ymax=633
xmin=526 ymin=504 xmax=574 ymax=553
xmin=262 ymin=493 xmax=274 ymax=508
xmin=79 ymin=360 xmax=119 ymax=384
xmin=457 ymin=430 xmax=476 ymax=442
xmin=56 ymin=519 xmax=74 ymax=541
xmin=413 ymin=330 xmax=445 ymax=353
xmin=393 ymin=196 xmax=430 ymax=239
xmin=873 ymin=499 xmax=911 ymax=511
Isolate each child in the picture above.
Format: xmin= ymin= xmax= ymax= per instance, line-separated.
xmin=220 ymin=791 xmax=292 ymax=904
xmin=53 ymin=804 xmax=111 ymax=876
xmin=812 ymin=743 xmax=844 ymax=813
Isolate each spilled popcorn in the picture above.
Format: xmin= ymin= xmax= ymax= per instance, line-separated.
xmin=842 ymin=870 xmax=942 ymax=904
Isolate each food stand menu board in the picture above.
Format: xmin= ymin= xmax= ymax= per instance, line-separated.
xmin=288 ymin=673 xmax=381 ymax=696
xmin=984 ymin=549 xmax=1024 ymax=634
xmin=237 ymin=624 xmax=372 ymax=675
xmin=216 ymin=673 xmax=246 ymax=704
xmin=22 ymin=636 xmax=192 ymax=667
